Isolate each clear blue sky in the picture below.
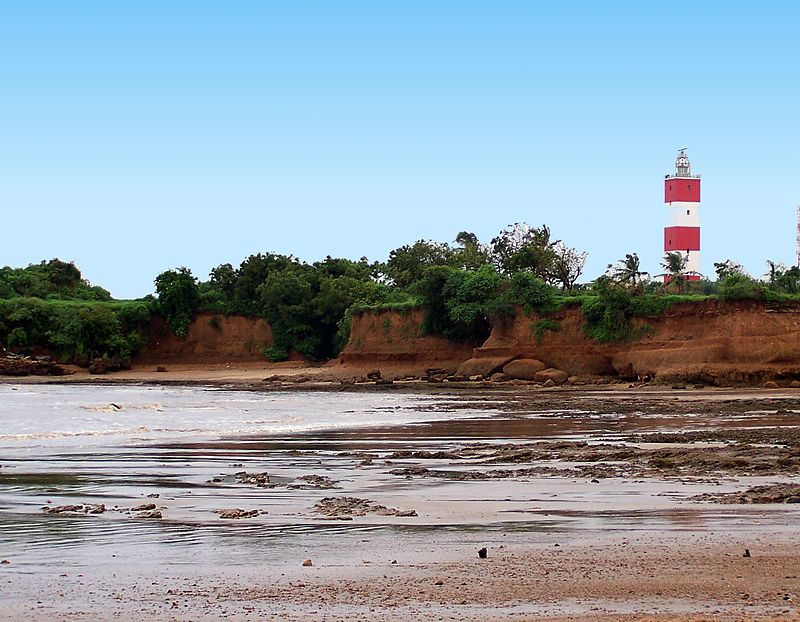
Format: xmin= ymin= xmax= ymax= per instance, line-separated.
xmin=2 ymin=2 xmax=799 ymax=298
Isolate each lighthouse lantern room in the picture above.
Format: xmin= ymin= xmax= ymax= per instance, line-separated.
xmin=664 ymin=149 xmax=701 ymax=280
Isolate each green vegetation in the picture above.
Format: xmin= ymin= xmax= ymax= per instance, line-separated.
xmin=7 ymin=229 xmax=800 ymax=363
xmin=0 ymin=298 xmax=150 ymax=362
xmin=154 ymin=267 xmax=199 ymax=336
xmin=0 ymin=259 xmax=111 ymax=301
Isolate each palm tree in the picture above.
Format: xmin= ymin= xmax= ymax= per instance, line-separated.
xmin=608 ymin=253 xmax=649 ymax=289
xmin=661 ymin=252 xmax=687 ymax=292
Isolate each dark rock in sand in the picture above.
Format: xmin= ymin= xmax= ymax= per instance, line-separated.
xmin=366 ymin=370 xmax=382 ymax=380
xmin=218 ymin=508 xmax=259 ymax=519
xmin=234 ymin=471 xmax=273 ymax=488
xmin=43 ymin=504 xmax=84 ymax=515
xmin=131 ymin=503 xmax=157 ymax=511
xmin=478 ymin=547 xmax=488 ymax=559
xmin=88 ymin=358 xmax=109 ymax=375
xmin=302 ymin=559 xmax=313 ymax=567
xmin=134 ymin=510 xmax=163 ymax=519
xmin=313 ymin=496 xmax=417 ymax=518
xmin=692 ymin=483 xmax=800 ymax=504
xmin=290 ymin=474 xmax=337 ymax=489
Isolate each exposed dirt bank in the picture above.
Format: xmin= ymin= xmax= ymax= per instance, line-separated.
xmin=339 ymin=307 xmax=474 ymax=373
xmin=479 ymin=300 xmax=800 ymax=385
xmin=342 ymin=300 xmax=800 ymax=386
xmin=137 ymin=312 xmax=273 ymax=363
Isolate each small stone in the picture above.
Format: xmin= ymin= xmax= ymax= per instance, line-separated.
xmin=302 ymin=559 xmax=313 ymax=567
xmin=134 ymin=510 xmax=162 ymax=519
xmin=763 ymin=381 xmax=780 ymax=389
xmin=790 ymin=380 xmax=800 ymax=388
xmin=0 ymin=560 xmax=10 ymax=565
xmin=155 ymin=366 xmax=167 ymax=373
xmin=743 ymin=548 xmax=751 ymax=558
xmin=478 ymin=547 xmax=488 ymax=559
xmin=434 ymin=579 xmax=444 ymax=585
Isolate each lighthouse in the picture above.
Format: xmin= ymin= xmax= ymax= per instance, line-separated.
xmin=664 ymin=149 xmax=701 ymax=280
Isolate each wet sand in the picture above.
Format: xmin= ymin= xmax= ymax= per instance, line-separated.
xmin=1 ymin=382 xmax=799 ymax=620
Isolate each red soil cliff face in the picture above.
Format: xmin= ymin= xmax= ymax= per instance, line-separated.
xmin=340 ymin=301 xmax=800 ymax=384
xmin=339 ymin=308 xmax=474 ymax=372
xmin=479 ymin=300 xmax=800 ymax=383
xmin=137 ymin=312 xmax=273 ymax=363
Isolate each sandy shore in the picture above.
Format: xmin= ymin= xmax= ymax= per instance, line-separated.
xmin=2 ymin=374 xmax=799 ymax=621
xmin=4 ymin=531 xmax=798 ymax=621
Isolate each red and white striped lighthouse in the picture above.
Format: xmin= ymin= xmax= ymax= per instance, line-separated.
xmin=664 ymin=149 xmax=701 ymax=280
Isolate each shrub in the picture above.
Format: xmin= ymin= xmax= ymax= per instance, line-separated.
xmin=717 ymin=273 xmax=766 ymax=301
xmin=508 ymin=271 xmax=557 ymax=314
xmin=262 ymin=345 xmax=289 ymax=362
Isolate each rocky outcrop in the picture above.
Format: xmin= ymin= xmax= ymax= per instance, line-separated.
xmin=0 ymin=353 xmax=69 ymax=376
xmin=502 ymin=359 xmax=547 ymax=380
xmin=455 ymin=355 xmax=516 ymax=379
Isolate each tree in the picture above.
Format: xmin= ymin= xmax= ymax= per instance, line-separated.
xmin=490 ymin=223 xmax=556 ymax=280
xmin=661 ymin=252 xmax=688 ymax=293
xmin=608 ymin=253 xmax=648 ymax=289
xmin=765 ymin=260 xmax=800 ymax=294
xmin=384 ymin=240 xmax=454 ymax=288
xmin=453 ymin=231 xmax=491 ymax=271
xmin=714 ymin=259 xmax=744 ymax=280
xmin=551 ymin=242 xmax=588 ymax=291
xmin=154 ymin=268 xmax=200 ymax=336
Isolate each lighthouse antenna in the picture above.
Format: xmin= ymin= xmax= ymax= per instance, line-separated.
xmin=796 ymin=206 xmax=800 ymax=268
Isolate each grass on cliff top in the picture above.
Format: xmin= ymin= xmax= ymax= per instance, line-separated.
xmin=349 ymin=299 xmax=422 ymax=315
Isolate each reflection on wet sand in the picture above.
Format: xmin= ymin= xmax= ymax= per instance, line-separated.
xmin=1 ymin=384 xmax=799 ymax=620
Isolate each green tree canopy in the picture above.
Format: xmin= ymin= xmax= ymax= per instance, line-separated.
xmin=154 ymin=267 xmax=200 ymax=336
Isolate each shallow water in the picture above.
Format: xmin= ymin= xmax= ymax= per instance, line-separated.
xmin=0 ymin=383 xmax=797 ymax=580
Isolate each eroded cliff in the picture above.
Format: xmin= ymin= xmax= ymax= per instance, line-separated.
xmin=342 ymin=301 xmax=800 ymax=384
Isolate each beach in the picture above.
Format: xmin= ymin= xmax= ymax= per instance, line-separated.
xmin=1 ymin=379 xmax=799 ymax=620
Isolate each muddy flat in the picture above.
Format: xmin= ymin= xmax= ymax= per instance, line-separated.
xmin=1 ymin=383 xmax=799 ymax=620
